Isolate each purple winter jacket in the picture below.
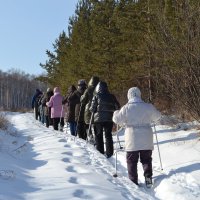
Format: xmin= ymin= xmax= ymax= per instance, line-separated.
xmin=46 ymin=87 xmax=64 ymax=118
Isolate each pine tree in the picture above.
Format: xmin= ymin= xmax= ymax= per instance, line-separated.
xmin=113 ymin=0 xmax=148 ymax=91
xmin=89 ymin=0 xmax=120 ymax=89
xmin=40 ymin=31 xmax=72 ymax=92
xmin=68 ymin=0 xmax=94 ymax=82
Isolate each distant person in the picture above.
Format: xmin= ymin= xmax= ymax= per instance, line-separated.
xmin=46 ymin=87 xmax=64 ymax=131
xmin=31 ymin=89 xmax=42 ymax=120
xmin=81 ymin=76 xmax=99 ymax=142
xmin=41 ymin=88 xmax=54 ymax=128
xmin=112 ymin=87 xmax=161 ymax=187
xmin=62 ymin=85 xmax=77 ymax=136
xmin=90 ymin=81 xmax=120 ymax=158
xmin=38 ymin=92 xmax=45 ymax=124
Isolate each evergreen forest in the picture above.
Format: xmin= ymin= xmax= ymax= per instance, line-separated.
xmin=38 ymin=0 xmax=200 ymax=120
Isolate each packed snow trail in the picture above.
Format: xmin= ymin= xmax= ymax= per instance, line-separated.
xmin=0 ymin=112 xmax=200 ymax=200
xmin=0 ymin=112 xmax=156 ymax=200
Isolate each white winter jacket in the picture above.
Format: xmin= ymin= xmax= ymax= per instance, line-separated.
xmin=112 ymin=87 xmax=161 ymax=151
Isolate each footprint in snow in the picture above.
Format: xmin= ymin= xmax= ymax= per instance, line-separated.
xmin=69 ymin=176 xmax=78 ymax=184
xmin=58 ymin=139 xmax=67 ymax=143
xmin=73 ymin=189 xmax=92 ymax=199
xmin=66 ymin=166 xmax=77 ymax=173
xmin=62 ymin=152 xmax=73 ymax=156
xmin=62 ymin=157 xmax=70 ymax=163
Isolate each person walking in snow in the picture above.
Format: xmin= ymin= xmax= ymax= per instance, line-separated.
xmin=65 ymin=80 xmax=87 ymax=138
xmin=41 ymin=88 xmax=54 ymax=128
xmin=62 ymin=85 xmax=77 ymax=136
xmin=46 ymin=87 xmax=64 ymax=131
xmin=80 ymin=76 xmax=99 ymax=142
xmin=31 ymin=89 xmax=43 ymax=120
xmin=74 ymin=79 xmax=87 ymax=139
xmin=38 ymin=92 xmax=46 ymax=124
xmin=90 ymin=81 xmax=120 ymax=158
xmin=112 ymin=87 xmax=161 ymax=186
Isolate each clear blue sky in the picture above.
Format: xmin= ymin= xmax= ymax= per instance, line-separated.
xmin=0 ymin=0 xmax=78 ymax=75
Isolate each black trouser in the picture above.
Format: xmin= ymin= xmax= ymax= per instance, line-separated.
xmin=94 ymin=122 xmax=113 ymax=157
xmin=45 ymin=115 xmax=49 ymax=127
xmin=45 ymin=115 xmax=52 ymax=128
xmin=76 ymin=122 xmax=87 ymax=139
xmin=53 ymin=118 xmax=64 ymax=130
xmin=126 ymin=150 xmax=152 ymax=185
xmin=34 ymin=106 xmax=40 ymax=120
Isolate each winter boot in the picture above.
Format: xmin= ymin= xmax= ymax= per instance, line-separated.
xmin=88 ymin=134 xmax=96 ymax=145
xmin=145 ymin=176 xmax=153 ymax=188
xmin=59 ymin=126 xmax=64 ymax=132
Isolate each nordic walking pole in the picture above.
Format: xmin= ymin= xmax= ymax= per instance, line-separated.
xmin=153 ymin=124 xmax=163 ymax=170
xmin=116 ymin=124 xmax=123 ymax=149
xmin=113 ymin=150 xmax=118 ymax=177
xmin=113 ymin=144 xmax=124 ymax=178
xmin=113 ymin=124 xmax=124 ymax=177
xmin=87 ymin=112 xmax=94 ymax=144
xmin=88 ymin=112 xmax=94 ymax=136
xmin=59 ymin=105 xmax=64 ymax=132
xmin=75 ymin=103 xmax=82 ymax=138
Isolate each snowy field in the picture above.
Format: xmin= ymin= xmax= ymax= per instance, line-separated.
xmin=0 ymin=112 xmax=200 ymax=200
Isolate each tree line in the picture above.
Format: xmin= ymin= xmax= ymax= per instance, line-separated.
xmin=0 ymin=69 xmax=46 ymax=111
xmin=40 ymin=0 xmax=200 ymax=121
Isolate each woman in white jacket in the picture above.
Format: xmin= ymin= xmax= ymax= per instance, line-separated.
xmin=112 ymin=87 xmax=161 ymax=186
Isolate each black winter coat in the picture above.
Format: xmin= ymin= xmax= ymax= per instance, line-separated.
xmin=68 ymin=87 xmax=86 ymax=123
xmin=90 ymin=82 xmax=120 ymax=123
xmin=31 ymin=89 xmax=42 ymax=109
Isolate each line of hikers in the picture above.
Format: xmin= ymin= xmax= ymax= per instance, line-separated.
xmin=31 ymin=76 xmax=161 ymax=187
xmin=31 ymin=76 xmax=120 ymax=158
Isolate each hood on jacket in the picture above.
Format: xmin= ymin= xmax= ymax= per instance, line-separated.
xmin=78 ymin=79 xmax=87 ymax=86
xmin=68 ymin=85 xmax=76 ymax=94
xmin=47 ymin=88 xmax=53 ymax=92
xmin=77 ymin=79 xmax=87 ymax=91
xmin=35 ymin=89 xmax=42 ymax=97
xmin=54 ymin=87 xmax=60 ymax=93
xmin=88 ymin=76 xmax=99 ymax=87
xmin=127 ymin=87 xmax=141 ymax=100
xmin=36 ymin=88 xmax=42 ymax=93
xmin=95 ymin=81 xmax=108 ymax=94
xmin=46 ymin=88 xmax=53 ymax=97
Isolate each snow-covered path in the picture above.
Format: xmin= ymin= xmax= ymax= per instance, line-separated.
xmin=0 ymin=113 xmax=154 ymax=200
xmin=0 ymin=112 xmax=200 ymax=200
